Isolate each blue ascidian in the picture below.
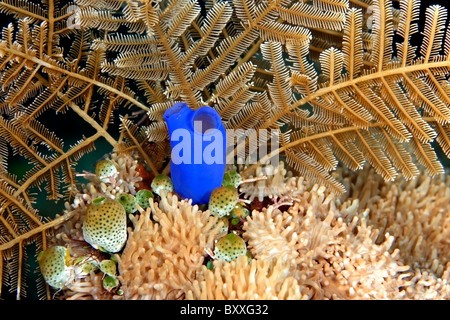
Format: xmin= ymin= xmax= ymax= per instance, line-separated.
xmin=163 ymin=102 xmax=226 ymax=205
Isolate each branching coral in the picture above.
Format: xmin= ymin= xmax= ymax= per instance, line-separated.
xmin=242 ymin=206 xmax=300 ymax=264
xmin=242 ymin=171 xmax=449 ymax=300
xmin=63 ymin=268 xmax=112 ymax=300
xmin=185 ymin=256 xmax=308 ymax=300
xmin=338 ymin=165 xmax=450 ymax=299
xmin=118 ymin=193 xmax=223 ymax=300
xmin=349 ymin=167 xmax=449 ymax=273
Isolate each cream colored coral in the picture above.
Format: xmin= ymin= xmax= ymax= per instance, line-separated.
xmin=64 ymin=270 xmax=110 ymax=300
xmin=242 ymin=180 xmax=416 ymax=300
xmin=320 ymin=221 xmax=411 ymax=299
xmin=185 ymin=256 xmax=308 ymax=300
xmin=338 ymin=166 xmax=450 ymax=299
xmin=118 ymin=193 xmax=223 ymax=300
xmin=243 ymin=185 xmax=351 ymax=265
xmin=243 ymin=206 xmax=299 ymax=263
xmin=403 ymin=268 xmax=450 ymax=300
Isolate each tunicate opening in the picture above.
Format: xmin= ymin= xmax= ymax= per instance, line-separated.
xmin=192 ymin=107 xmax=220 ymax=134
